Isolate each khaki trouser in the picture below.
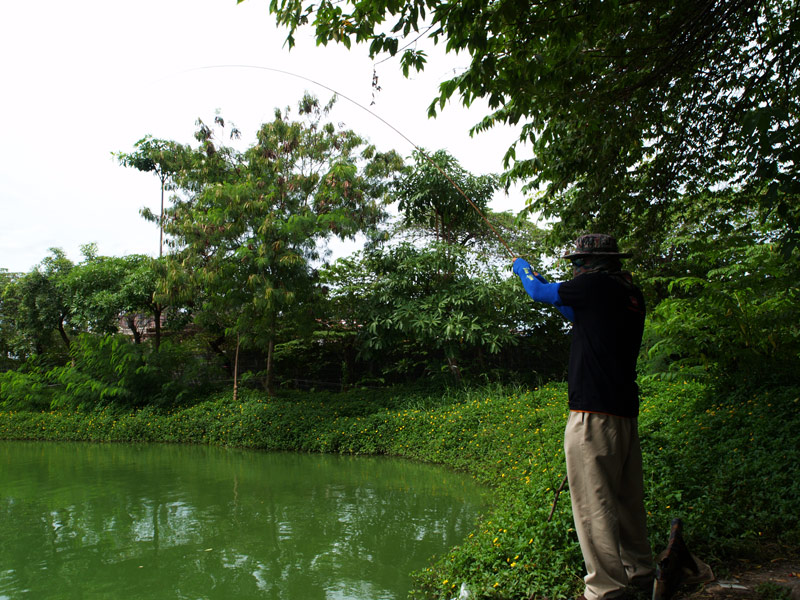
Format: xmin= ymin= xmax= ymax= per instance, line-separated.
xmin=565 ymin=411 xmax=654 ymax=600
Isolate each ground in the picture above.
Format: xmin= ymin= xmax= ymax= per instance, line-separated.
xmin=679 ymin=559 xmax=800 ymax=600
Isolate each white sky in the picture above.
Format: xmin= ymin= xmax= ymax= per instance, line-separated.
xmin=0 ymin=0 xmax=529 ymax=274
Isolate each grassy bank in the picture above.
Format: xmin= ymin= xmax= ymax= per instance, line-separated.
xmin=1 ymin=380 xmax=798 ymax=599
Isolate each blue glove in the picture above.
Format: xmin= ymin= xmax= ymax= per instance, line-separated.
xmin=513 ymin=258 xmax=561 ymax=304
xmin=513 ymin=258 xmax=575 ymax=322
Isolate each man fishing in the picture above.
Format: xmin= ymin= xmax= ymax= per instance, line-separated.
xmin=513 ymin=234 xmax=653 ymax=600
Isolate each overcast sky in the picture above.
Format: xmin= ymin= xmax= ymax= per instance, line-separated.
xmin=0 ymin=0 xmax=527 ymax=274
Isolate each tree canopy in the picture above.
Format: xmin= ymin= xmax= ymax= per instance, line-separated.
xmin=260 ymin=0 xmax=799 ymax=255
xmin=141 ymin=96 xmax=405 ymax=389
xmin=4 ymin=77 xmax=797 ymax=410
xmin=396 ymin=149 xmax=498 ymax=247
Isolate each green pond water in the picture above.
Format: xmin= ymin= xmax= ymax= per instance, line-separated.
xmin=0 ymin=441 xmax=486 ymax=600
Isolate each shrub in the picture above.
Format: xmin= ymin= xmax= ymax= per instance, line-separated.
xmin=0 ymin=335 xmax=225 ymax=411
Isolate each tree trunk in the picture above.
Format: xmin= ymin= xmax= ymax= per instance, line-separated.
xmin=233 ymin=333 xmax=240 ymax=403
xmin=152 ymin=303 xmax=162 ymax=351
xmin=265 ymin=314 xmax=277 ymax=395
xmin=476 ymin=345 xmax=486 ymax=370
xmin=58 ymin=314 xmax=74 ymax=366
xmin=126 ymin=314 xmax=142 ymax=344
xmin=209 ymin=335 xmax=231 ymax=373
xmin=446 ymin=356 xmax=462 ymax=383
xmin=57 ymin=315 xmax=71 ymax=351
xmin=159 ymin=176 xmax=166 ymax=258
xmin=341 ymin=339 xmax=355 ymax=392
xmin=265 ymin=337 xmax=275 ymax=395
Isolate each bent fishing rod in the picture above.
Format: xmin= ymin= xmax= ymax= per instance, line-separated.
xmin=182 ymin=64 xmax=518 ymax=260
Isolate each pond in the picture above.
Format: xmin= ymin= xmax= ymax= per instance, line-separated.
xmin=0 ymin=441 xmax=485 ymax=600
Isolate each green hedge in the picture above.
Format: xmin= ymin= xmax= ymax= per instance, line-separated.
xmin=1 ymin=380 xmax=798 ymax=599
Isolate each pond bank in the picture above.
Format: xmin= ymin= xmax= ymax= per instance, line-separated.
xmin=2 ymin=380 xmax=798 ymax=599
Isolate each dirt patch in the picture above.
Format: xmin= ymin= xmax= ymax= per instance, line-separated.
xmin=678 ymin=559 xmax=800 ymax=600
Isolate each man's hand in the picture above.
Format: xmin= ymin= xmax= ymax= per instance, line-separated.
xmin=512 ymin=257 xmax=531 ymax=275
xmin=513 ymin=257 xmax=546 ymax=282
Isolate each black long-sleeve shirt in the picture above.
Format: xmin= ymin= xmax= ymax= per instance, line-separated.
xmin=557 ymin=272 xmax=646 ymax=418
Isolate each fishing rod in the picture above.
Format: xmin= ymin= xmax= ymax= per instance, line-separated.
xmin=184 ymin=64 xmax=562 ymax=516
xmin=182 ymin=64 xmax=517 ymax=259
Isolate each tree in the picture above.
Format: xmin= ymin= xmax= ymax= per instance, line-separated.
xmin=66 ymin=249 xmax=166 ymax=348
xmin=66 ymin=244 xmax=130 ymax=335
xmin=150 ymin=96 xmax=404 ymax=391
xmin=319 ymin=149 xmax=568 ymax=383
xmin=322 ymin=241 xmax=569 ymax=384
xmin=260 ymin=0 xmax=799 ymax=255
xmin=396 ymin=149 xmax=498 ymax=246
xmin=116 ymin=136 xmax=188 ymax=257
xmin=3 ymin=249 xmax=76 ymax=358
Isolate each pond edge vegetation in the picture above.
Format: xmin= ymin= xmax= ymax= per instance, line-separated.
xmin=2 ymin=378 xmax=798 ymax=600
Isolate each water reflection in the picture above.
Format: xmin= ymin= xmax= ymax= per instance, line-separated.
xmin=0 ymin=442 xmax=485 ymax=599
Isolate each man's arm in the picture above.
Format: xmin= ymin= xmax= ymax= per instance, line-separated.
xmin=512 ymin=258 xmax=575 ymax=322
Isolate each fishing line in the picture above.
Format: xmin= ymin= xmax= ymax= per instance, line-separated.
xmin=180 ymin=64 xmax=516 ymax=258
xmin=182 ymin=65 xmax=563 ymax=514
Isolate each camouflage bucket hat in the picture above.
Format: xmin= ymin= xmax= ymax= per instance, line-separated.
xmin=562 ymin=233 xmax=633 ymax=259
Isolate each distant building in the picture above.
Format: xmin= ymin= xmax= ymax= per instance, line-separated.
xmin=118 ymin=313 xmax=166 ymax=342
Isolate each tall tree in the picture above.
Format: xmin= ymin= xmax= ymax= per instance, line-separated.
xmin=322 ymin=150 xmax=565 ymax=382
xmin=10 ymin=249 xmax=76 ymax=355
xmin=116 ymin=136 xmax=188 ymax=257
xmin=395 ymin=149 xmax=498 ymax=247
xmin=151 ymin=96 xmax=404 ymax=391
xmin=115 ymin=139 xmax=183 ymax=348
xmin=260 ymin=0 xmax=799 ymax=254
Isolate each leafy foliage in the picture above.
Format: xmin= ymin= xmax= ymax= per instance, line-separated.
xmin=639 ymin=204 xmax=800 ymax=383
xmin=66 ymin=250 xmax=160 ymax=336
xmin=144 ymin=95 xmax=404 ymax=388
xmin=260 ymin=0 xmax=799 ymax=255
xmin=322 ymin=241 xmax=570 ymax=383
xmin=396 ymin=149 xmax=498 ymax=246
xmin=0 ymin=247 xmax=168 ymax=366
xmin=0 ymin=335 xmax=224 ymax=412
xmin=0 ymin=248 xmax=76 ymax=358
xmin=0 ymin=269 xmax=24 ymax=369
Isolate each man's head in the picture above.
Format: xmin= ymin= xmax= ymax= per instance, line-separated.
xmin=562 ymin=234 xmax=631 ymax=275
